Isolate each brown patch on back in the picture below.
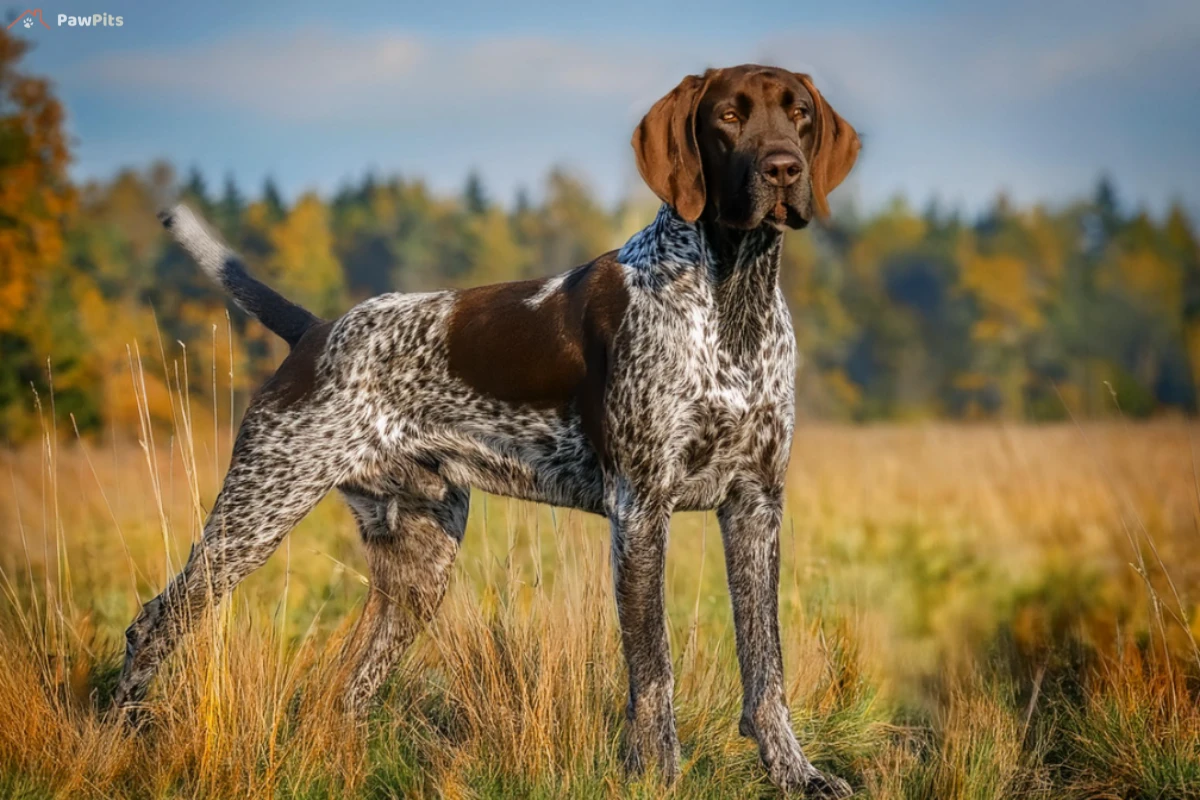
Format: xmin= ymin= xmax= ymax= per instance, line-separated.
xmin=255 ymin=321 xmax=334 ymax=410
xmin=447 ymin=252 xmax=630 ymax=464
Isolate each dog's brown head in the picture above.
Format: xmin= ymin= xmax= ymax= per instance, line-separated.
xmin=633 ymin=65 xmax=859 ymax=230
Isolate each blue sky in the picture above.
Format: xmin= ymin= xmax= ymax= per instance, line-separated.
xmin=10 ymin=0 xmax=1200 ymax=215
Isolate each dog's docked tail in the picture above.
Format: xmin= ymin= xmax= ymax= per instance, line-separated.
xmin=158 ymin=204 xmax=321 ymax=348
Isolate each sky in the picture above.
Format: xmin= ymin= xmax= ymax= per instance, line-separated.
xmin=9 ymin=0 xmax=1200 ymax=216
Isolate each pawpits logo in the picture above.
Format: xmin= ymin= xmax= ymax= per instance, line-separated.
xmin=57 ymin=11 xmax=123 ymax=27
xmin=6 ymin=8 xmax=125 ymax=30
xmin=7 ymin=9 xmax=49 ymax=29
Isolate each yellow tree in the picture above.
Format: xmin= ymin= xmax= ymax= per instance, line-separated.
xmin=268 ymin=192 xmax=347 ymax=318
xmin=0 ymin=27 xmax=74 ymax=330
xmin=0 ymin=28 xmax=75 ymax=437
xmin=0 ymin=28 xmax=73 ymax=326
xmin=538 ymin=169 xmax=616 ymax=270
xmin=955 ymin=198 xmax=1056 ymax=418
xmin=459 ymin=207 xmax=529 ymax=287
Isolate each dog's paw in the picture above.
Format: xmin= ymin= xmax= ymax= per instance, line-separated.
xmin=624 ymin=723 xmax=681 ymax=784
xmin=767 ymin=759 xmax=852 ymax=798
xmin=800 ymin=768 xmax=853 ymax=798
xmin=745 ymin=708 xmax=852 ymax=798
xmin=105 ymin=700 xmax=152 ymax=733
xmin=623 ymin=685 xmax=681 ymax=784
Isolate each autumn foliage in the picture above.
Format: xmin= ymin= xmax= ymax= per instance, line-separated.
xmin=2 ymin=27 xmax=1199 ymax=442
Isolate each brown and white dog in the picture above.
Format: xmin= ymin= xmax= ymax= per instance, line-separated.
xmin=115 ymin=64 xmax=859 ymax=796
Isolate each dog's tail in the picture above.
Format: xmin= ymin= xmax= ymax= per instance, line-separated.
xmin=158 ymin=204 xmax=322 ymax=348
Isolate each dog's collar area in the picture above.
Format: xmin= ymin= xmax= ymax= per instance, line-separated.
xmin=617 ymin=204 xmax=710 ymax=276
xmin=619 ymin=204 xmax=784 ymax=288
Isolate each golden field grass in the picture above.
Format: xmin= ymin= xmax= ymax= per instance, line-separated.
xmin=2 ymin=380 xmax=1200 ymax=797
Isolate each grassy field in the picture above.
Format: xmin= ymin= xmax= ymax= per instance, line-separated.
xmin=2 ymin=387 xmax=1199 ymax=797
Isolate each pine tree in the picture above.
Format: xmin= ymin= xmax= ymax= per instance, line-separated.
xmin=218 ymin=173 xmax=245 ymax=233
xmin=463 ymin=170 xmax=489 ymax=215
xmin=182 ymin=166 xmax=212 ymax=213
xmin=262 ymin=176 xmax=286 ymax=221
xmin=514 ymin=186 xmax=532 ymax=215
xmin=1094 ymin=174 xmax=1120 ymax=230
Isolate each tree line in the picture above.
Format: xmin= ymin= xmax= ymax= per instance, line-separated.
xmin=3 ymin=28 xmax=1199 ymax=441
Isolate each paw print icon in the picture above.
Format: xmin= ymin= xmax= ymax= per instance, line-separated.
xmin=6 ymin=9 xmax=50 ymax=30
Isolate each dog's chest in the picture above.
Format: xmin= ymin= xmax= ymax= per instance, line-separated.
xmin=659 ymin=284 xmax=796 ymax=501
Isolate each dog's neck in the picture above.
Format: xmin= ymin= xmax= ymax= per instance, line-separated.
xmin=618 ymin=204 xmax=785 ymax=359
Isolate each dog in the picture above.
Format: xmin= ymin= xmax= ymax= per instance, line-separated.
xmin=114 ymin=64 xmax=859 ymax=796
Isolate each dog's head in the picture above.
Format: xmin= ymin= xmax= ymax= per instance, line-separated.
xmin=632 ymin=65 xmax=859 ymax=230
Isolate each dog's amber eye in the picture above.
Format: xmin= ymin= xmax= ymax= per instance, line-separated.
xmin=792 ymin=106 xmax=809 ymax=121
xmin=720 ymin=110 xmax=739 ymax=124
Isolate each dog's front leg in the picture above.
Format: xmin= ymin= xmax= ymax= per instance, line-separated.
xmin=718 ymin=479 xmax=851 ymax=798
xmin=608 ymin=482 xmax=680 ymax=783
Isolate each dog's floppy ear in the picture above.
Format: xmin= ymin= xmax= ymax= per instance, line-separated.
xmin=796 ymin=74 xmax=860 ymax=220
xmin=632 ymin=71 xmax=714 ymax=223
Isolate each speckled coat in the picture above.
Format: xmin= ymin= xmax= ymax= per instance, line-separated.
xmin=116 ymin=64 xmax=860 ymax=799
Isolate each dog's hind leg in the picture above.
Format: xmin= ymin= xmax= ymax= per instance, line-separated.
xmin=340 ymin=483 xmax=469 ymax=717
xmin=113 ymin=408 xmax=345 ymax=713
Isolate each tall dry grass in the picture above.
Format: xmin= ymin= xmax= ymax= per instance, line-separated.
xmin=1 ymin=336 xmax=1199 ymax=797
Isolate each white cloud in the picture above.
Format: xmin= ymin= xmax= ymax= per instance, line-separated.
xmin=80 ymin=4 xmax=1198 ymax=122
xmin=83 ymin=29 xmax=681 ymax=121
xmin=88 ymin=30 xmax=429 ymax=119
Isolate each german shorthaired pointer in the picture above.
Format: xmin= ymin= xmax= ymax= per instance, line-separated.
xmin=116 ymin=64 xmax=859 ymax=796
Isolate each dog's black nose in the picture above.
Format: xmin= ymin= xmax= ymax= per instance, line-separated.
xmin=760 ymin=152 xmax=803 ymax=188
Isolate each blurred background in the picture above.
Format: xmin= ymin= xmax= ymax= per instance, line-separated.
xmin=3 ymin=0 xmax=1199 ymax=438
xmin=4 ymin=4 xmax=1200 ymax=797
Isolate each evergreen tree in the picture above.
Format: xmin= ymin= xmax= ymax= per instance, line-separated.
xmin=182 ymin=166 xmax=212 ymax=214
xmin=218 ymin=173 xmax=245 ymax=233
xmin=463 ymin=170 xmax=489 ymax=215
xmin=262 ymin=176 xmax=286 ymax=221
xmin=514 ymin=186 xmax=532 ymax=216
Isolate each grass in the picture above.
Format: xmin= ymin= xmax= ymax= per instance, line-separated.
xmin=1 ymin=346 xmax=1199 ymax=797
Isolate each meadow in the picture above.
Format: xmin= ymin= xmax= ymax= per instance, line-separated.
xmin=2 ymin=367 xmax=1199 ymax=798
